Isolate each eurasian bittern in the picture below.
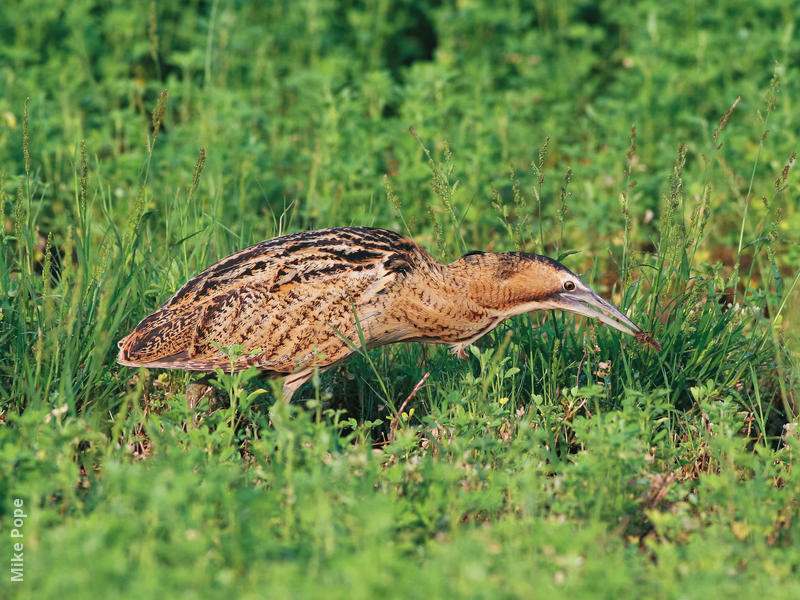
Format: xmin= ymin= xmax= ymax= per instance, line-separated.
xmin=118 ymin=227 xmax=659 ymax=400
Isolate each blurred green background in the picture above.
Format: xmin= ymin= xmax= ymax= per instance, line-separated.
xmin=1 ymin=1 xmax=799 ymax=598
xmin=1 ymin=0 xmax=797 ymax=259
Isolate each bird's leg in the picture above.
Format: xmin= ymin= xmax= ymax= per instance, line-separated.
xmin=282 ymin=368 xmax=314 ymax=403
xmin=450 ymin=343 xmax=469 ymax=359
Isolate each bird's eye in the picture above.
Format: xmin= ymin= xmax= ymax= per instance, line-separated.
xmin=563 ymin=281 xmax=576 ymax=292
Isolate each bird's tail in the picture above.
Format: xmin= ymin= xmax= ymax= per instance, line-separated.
xmin=117 ymin=306 xmax=265 ymax=373
xmin=117 ymin=346 xmax=264 ymax=373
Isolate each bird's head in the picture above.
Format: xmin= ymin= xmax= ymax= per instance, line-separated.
xmin=456 ymin=251 xmax=660 ymax=350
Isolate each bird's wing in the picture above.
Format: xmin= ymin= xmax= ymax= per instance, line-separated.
xmin=117 ymin=227 xmax=434 ymax=373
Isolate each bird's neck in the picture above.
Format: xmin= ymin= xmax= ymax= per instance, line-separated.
xmin=441 ymin=258 xmax=511 ymax=313
xmin=442 ymin=254 xmax=551 ymax=316
xmin=362 ymin=260 xmax=498 ymax=346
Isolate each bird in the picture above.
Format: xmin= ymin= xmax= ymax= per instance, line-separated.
xmin=117 ymin=226 xmax=660 ymax=401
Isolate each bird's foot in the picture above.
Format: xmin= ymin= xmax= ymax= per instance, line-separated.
xmin=185 ymin=380 xmax=215 ymax=410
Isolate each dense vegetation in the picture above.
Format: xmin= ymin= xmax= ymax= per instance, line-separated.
xmin=1 ymin=1 xmax=798 ymax=597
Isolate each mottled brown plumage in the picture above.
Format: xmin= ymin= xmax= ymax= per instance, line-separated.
xmin=118 ymin=227 xmax=659 ymax=399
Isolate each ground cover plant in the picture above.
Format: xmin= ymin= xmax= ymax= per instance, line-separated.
xmin=1 ymin=1 xmax=799 ymax=598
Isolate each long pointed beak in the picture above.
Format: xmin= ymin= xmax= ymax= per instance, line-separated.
xmin=553 ymin=289 xmax=661 ymax=351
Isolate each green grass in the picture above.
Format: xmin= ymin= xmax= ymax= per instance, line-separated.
xmin=1 ymin=1 xmax=799 ymax=598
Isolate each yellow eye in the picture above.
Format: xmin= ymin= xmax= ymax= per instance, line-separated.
xmin=563 ymin=281 xmax=576 ymax=292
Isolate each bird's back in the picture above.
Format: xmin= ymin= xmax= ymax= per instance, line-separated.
xmin=117 ymin=227 xmax=437 ymax=374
